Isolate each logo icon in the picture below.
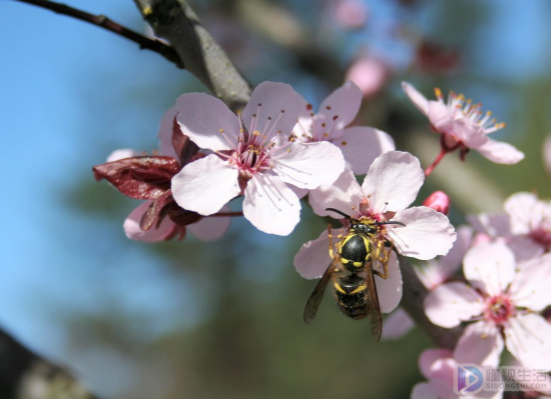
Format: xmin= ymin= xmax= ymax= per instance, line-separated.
xmin=455 ymin=363 xmax=484 ymax=394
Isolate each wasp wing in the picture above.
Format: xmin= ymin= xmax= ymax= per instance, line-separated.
xmin=303 ymin=256 xmax=340 ymax=324
xmin=364 ymin=261 xmax=383 ymax=341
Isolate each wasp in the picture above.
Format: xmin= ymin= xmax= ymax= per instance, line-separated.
xmin=303 ymin=208 xmax=405 ymax=341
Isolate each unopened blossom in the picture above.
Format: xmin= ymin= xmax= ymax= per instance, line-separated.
xmin=94 ymin=107 xmax=230 ymax=242
xmin=425 ymin=242 xmax=551 ymax=369
xmin=172 ymin=82 xmax=345 ymax=236
xmin=423 ymin=190 xmax=451 ymax=215
xmin=295 ymin=151 xmax=456 ymax=313
xmin=383 ymin=226 xmax=472 ymax=340
xmin=469 ymin=192 xmax=551 ymax=261
xmin=291 ymin=81 xmax=394 ymax=174
xmin=402 ymin=81 xmax=524 ymax=165
xmin=345 ymin=57 xmax=389 ymax=99
xmin=411 ymin=348 xmax=503 ymax=399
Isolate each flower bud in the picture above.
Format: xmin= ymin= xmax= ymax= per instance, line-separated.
xmin=423 ymin=191 xmax=450 ymax=215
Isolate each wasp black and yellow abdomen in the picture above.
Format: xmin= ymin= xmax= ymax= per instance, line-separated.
xmin=339 ymin=235 xmax=371 ymax=271
xmin=333 ymin=274 xmax=370 ymax=320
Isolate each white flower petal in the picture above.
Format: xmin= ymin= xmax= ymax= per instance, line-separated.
xmin=506 ymin=235 xmax=544 ymax=262
xmin=424 ymin=282 xmax=484 ymax=328
xmin=312 ymin=81 xmax=363 ymax=139
xmin=334 ymin=127 xmax=395 ymax=174
xmin=381 ymin=308 xmax=415 ymax=340
xmin=387 ymin=207 xmax=456 ymax=260
xmin=467 ymin=213 xmax=512 ymax=237
xmin=375 ymin=251 xmax=402 ymax=313
xmin=454 ymin=321 xmax=504 ymax=367
xmin=294 ymin=229 xmax=332 ymax=279
xmin=291 ymin=95 xmax=314 ymax=140
xmin=273 ymin=141 xmax=345 ymax=189
xmin=504 ymin=192 xmax=538 ymax=235
xmin=157 ymin=105 xmax=179 ymax=159
xmin=123 ymin=202 xmax=176 ymax=242
xmin=172 ymin=155 xmax=240 ymax=215
xmin=362 ymin=151 xmax=425 ymax=214
xmin=308 ymin=168 xmax=364 ymax=218
xmin=242 ymin=82 xmax=302 ymax=138
xmin=107 ymin=149 xmax=141 ymax=162
xmin=418 ymin=348 xmax=453 ymax=380
xmin=243 ymin=173 xmax=301 ymax=236
xmin=175 ymin=93 xmax=239 ymax=151
xmin=187 ymin=205 xmax=231 ymax=241
xmin=477 ymin=138 xmax=524 ymax=165
xmin=505 ymin=314 xmax=551 ymax=370
xmin=463 ymin=242 xmax=516 ymax=296
xmin=509 ymin=253 xmax=551 ymax=311
xmin=438 ymin=225 xmax=473 ymax=274
xmin=402 ymin=82 xmax=429 ymax=115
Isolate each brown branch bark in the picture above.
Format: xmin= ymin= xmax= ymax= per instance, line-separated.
xmin=11 ymin=0 xmax=184 ymax=68
xmin=0 ymin=326 xmax=99 ymax=399
xmin=132 ymin=0 xmax=252 ymax=111
xmin=399 ymin=257 xmax=463 ymax=349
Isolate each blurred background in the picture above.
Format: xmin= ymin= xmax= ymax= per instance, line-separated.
xmin=2 ymin=0 xmax=551 ymax=397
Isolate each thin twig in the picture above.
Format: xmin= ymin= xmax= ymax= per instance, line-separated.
xmin=11 ymin=0 xmax=184 ymax=68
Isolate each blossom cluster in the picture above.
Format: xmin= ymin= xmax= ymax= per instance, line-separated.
xmin=93 ymin=79 xmax=544 ymax=399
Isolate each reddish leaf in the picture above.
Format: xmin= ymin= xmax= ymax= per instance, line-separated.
xmin=93 ymin=156 xmax=180 ymax=200
xmin=140 ymin=190 xmax=175 ymax=231
xmin=172 ymin=116 xmax=199 ymax=165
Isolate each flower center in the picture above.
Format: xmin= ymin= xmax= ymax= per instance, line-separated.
xmin=529 ymin=227 xmax=551 ymax=251
xmin=484 ymin=295 xmax=515 ymax=325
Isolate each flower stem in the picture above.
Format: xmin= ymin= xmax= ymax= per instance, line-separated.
xmin=424 ymin=149 xmax=447 ymax=177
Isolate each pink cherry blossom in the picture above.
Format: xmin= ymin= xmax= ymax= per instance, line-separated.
xmin=292 ymin=81 xmax=394 ymax=174
xmin=468 ymin=192 xmax=551 ymax=261
xmin=383 ymin=226 xmax=472 ymax=340
xmin=423 ymin=190 xmax=450 ymax=215
xmin=171 ymin=82 xmax=345 ymax=236
xmin=425 ymin=242 xmax=551 ymax=369
xmin=411 ymin=348 xmax=503 ymax=399
xmin=402 ymin=81 xmax=524 ymax=165
xmin=345 ymin=57 xmax=389 ymax=98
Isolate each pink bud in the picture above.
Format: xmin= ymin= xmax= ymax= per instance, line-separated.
xmin=345 ymin=57 xmax=389 ymax=98
xmin=423 ymin=191 xmax=450 ymax=215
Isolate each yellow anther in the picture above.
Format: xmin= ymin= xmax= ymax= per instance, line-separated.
xmin=486 ymin=111 xmax=492 ymax=116
xmin=323 ymin=133 xmax=329 ymax=137
xmin=286 ymin=149 xmax=291 ymax=153
xmin=219 ymin=128 xmax=224 ymax=133
xmin=434 ymin=87 xmax=442 ymax=98
xmin=341 ymin=141 xmax=347 ymax=146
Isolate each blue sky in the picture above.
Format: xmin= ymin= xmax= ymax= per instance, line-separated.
xmin=2 ymin=0 xmax=551 ymax=396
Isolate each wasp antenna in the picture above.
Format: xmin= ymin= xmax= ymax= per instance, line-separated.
xmin=376 ymin=220 xmax=406 ymax=227
xmin=325 ymin=208 xmax=351 ymax=219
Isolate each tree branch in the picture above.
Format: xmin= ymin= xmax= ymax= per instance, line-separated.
xmin=0 ymin=326 xmax=100 ymax=399
xmin=11 ymin=0 xmax=184 ymax=69
xmin=132 ymin=0 xmax=252 ymax=111
xmin=399 ymin=257 xmax=463 ymax=349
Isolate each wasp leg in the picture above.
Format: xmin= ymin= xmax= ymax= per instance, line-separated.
xmin=327 ymin=224 xmax=334 ymax=258
xmin=372 ymin=240 xmax=391 ymax=280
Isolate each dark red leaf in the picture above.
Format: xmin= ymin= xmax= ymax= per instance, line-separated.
xmin=93 ymin=156 xmax=180 ymax=200
xmin=139 ymin=190 xmax=175 ymax=231
xmin=172 ymin=116 xmax=199 ymax=165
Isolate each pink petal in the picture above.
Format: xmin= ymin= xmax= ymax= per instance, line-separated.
xmin=419 ymin=348 xmax=453 ymax=379
xmin=386 ymin=206 xmax=456 ymax=260
xmin=438 ymin=225 xmax=473 ymax=274
xmin=107 ymin=149 xmax=141 ymax=162
xmin=477 ymin=138 xmax=525 ymax=164
xmin=273 ymin=141 xmax=345 ymax=189
xmin=346 ymin=58 xmax=388 ymax=98
xmin=243 ymin=173 xmax=301 ymax=236
xmin=381 ymin=308 xmax=415 ymax=340
xmin=427 ymin=101 xmax=454 ymax=132
xmin=463 ymin=242 xmax=515 ymax=296
xmin=157 ymin=106 xmax=179 ymax=160
xmin=242 ymin=82 xmax=302 ymax=138
xmin=308 ymin=168 xmax=364 ymax=217
xmin=294 ymin=229 xmax=332 ymax=279
xmin=411 ymin=383 xmax=439 ymax=399
xmin=362 ymin=151 xmax=425 ymax=214
xmin=334 ymin=126 xmax=395 ymax=174
xmin=375 ymin=251 xmax=402 ymax=313
xmin=458 ymin=124 xmax=489 ymax=149
xmin=312 ymin=81 xmax=363 ymax=139
xmin=175 ymin=93 xmax=239 ymax=151
xmin=504 ymin=192 xmax=538 ymax=235
xmin=506 ymin=235 xmax=544 ymax=262
xmin=187 ymin=205 xmax=231 ymax=241
xmin=123 ymin=202 xmax=176 ymax=242
xmin=401 ymin=82 xmax=429 ymax=115
xmin=291 ymin=95 xmax=314 ymax=140
xmin=467 ymin=213 xmax=512 ymax=237
xmin=172 ymin=154 xmax=240 ymax=215
xmin=509 ymin=253 xmax=551 ymax=311
xmin=454 ymin=320 xmax=504 ymax=367
xmin=505 ymin=314 xmax=551 ymax=370
xmin=424 ymin=282 xmax=484 ymax=328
